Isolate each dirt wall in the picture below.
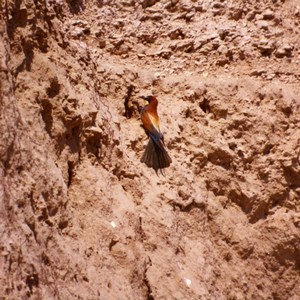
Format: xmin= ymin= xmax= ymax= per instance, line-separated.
xmin=0 ymin=0 xmax=299 ymax=299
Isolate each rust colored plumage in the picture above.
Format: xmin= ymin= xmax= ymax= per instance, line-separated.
xmin=140 ymin=95 xmax=172 ymax=174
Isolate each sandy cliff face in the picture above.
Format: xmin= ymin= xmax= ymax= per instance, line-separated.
xmin=1 ymin=0 xmax=300 ymax=299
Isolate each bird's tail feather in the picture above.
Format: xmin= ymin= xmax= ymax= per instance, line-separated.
xmin=141 ymin=138 xmax=172 ymax=174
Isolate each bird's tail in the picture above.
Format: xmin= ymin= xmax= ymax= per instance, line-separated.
xmin=141 ymin=138 xmax=172 ymax=175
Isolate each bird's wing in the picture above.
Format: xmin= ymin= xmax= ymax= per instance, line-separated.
xmin=141 ymin=111 xmax=162 ymax=141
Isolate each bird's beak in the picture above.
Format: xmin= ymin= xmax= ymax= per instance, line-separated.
xmin=140 ymin=96 xmax=148 ymax=104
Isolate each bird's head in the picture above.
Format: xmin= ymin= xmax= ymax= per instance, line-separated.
xmin=140 ymin=95 xmax=156 ymax=103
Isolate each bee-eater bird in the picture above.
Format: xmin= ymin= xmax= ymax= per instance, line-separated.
xmin=140 ymin=95 xmax=172 ymax=174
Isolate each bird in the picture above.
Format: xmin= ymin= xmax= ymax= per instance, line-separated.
xmin=140 ymin=95 xmax=172 ymax=174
